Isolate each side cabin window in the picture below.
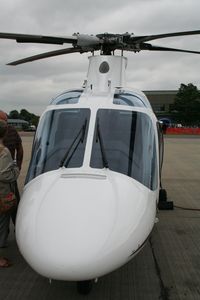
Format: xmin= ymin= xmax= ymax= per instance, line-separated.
xmin=26 ymin=108 xmax=90 ymax=184
xmin=90 ymin=109 xmax=158 ymax=190
xmin=51 ymin=90 xmax=83 ymax=105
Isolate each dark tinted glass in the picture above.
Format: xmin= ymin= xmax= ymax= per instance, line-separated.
xmin=51 ymin=90 xmax=83 ymax=105
xmin=90 ymin=109 xmax=157 ymax=190
xmin=26 ymin=108 xmax=90 ymax=183
xmin=113 ymin=92 xmax=147 ymax=107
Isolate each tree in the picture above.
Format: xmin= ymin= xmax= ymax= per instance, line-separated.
xmin=9 ymin=110 xmax=20 ymax=119
xmin=8 ymin=109 xmax=39 ymax=127
xmin=20 ymin=109 xmax=39 ymax=126
xmin=20 ymin=109 xmax=30 ymax=122
xmin=170 ymin=83 xmax=200 ymax=126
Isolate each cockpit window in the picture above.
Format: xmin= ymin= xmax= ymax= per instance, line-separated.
xmin=113 ymin=91 xmax=148 ymax=107
xmin=90 ymin=109 xmax=157 ymax=190
xmin=26 ymin=108 xmax=90 ymax=183
xmin=51 ymin=90 xmax=83 ymax=105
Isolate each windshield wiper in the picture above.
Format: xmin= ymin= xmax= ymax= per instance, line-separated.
xmin=59 ymin=119 xmax=87 ymax=168
xmin=96 ymin=119 xmax=109 ymax=169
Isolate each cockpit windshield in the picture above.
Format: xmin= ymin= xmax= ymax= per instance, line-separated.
xmin=26 ymin=107 xmax=157 ymax=191
xmin=90 ymin=109 xmax=158 ymax=190
xmin=26 ymin=108 xmax=90 ymax=184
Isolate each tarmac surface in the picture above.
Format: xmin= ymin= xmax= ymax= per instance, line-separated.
xmin=0 ymin=134 xmax=200 ymax=300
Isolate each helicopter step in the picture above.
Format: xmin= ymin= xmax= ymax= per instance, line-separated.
xmin=158 ymin=188 xmax=174 ymax=210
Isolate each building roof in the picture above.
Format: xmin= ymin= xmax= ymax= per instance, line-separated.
xmin=143 ymin=90 xmax=178 ymax=95
xmin=8 ymin=119 xmax=29 ymax=124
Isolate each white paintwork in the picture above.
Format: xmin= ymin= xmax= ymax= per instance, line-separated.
xmin=16 ymin=55 xmax=159 ymax=281
xmin=85 ymin=55 xmax=127 ymax=92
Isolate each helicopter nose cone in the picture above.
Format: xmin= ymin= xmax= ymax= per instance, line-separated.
xmin=46 ymin=187 xmax=112 ymax=258
xmin=34 ymin=172 xmax=116 ymax=279
xmin=16 ymin=169 xmax=156 ymax=280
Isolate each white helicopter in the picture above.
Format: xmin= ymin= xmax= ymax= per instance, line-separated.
xmin=1 ymin=30 xmax=200 ymax=294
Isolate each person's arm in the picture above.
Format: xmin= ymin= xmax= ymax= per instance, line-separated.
xmin=0 ymin=149 xmax=19 ymax=182
xmin=16 ymin=142 xmax=23 ymax=170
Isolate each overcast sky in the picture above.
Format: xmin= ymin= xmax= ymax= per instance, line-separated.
xmin=0 ymin=0 xmax=200 ymax=115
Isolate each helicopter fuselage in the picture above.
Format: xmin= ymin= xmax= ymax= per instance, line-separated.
xmin=16 ymin=55 xmax=160 ymax=281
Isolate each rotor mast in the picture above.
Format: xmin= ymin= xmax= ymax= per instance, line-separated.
xmin=84 ymin=55 xmax=127 ymax=93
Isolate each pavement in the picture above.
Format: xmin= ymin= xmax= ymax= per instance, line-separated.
xmin=0 ymin=135 xmax=200 ymax=300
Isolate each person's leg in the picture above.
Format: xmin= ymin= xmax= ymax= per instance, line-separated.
xmin=0 ymin=212 xmax=10 ymax=247
xmin=11 ymin=181 xmax=20 ymax=225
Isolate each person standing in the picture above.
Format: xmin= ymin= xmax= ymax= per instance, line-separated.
xmin=0 ymin=120 xmax=19 ymax=266
xmin=0 ymin=111 xmax=23 ymax=224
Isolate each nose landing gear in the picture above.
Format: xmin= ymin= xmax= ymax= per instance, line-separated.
xmin=77 ymin=280 xmax=94 ymax=295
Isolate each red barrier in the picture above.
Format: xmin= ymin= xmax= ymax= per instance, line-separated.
xmin=166 ymin=128 xmax=200 ymax=135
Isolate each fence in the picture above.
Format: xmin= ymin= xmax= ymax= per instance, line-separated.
xmin=166 ymin=127 xmax=200 ymax=135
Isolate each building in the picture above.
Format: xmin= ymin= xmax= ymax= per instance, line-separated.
xmin=144 ymin=90 xmax=177 ymax=118
xmin=7 ymin=118 xmax=29 ymax=130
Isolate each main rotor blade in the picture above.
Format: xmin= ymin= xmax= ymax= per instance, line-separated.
xmin=129 ymin=30 xmax=200 ymax=43
xmin=7 ymin=47 xmax=83 ymax=66
xmin=139 ymin=43 xmax=200 ymax=54
xmin=0 ymin=32 xmax=77 ymax=45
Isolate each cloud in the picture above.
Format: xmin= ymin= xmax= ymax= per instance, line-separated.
xmin=0 ymin=0 xmax=200 ymax=115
